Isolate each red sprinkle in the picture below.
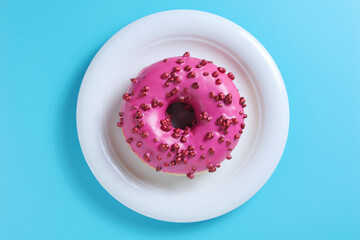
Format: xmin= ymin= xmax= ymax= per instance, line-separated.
xmin=227 ymin=72 xmax=235 ymax=80
xmin=183 ymin=51 xmax=190 ymax=57
xmin=200 ymin=145 xmax=205 ymax=150
xmin=156 ymin=166 xmax=162 ymax=172
xmin=174 ymin=76 xmax=181 ymax=84
xmin=209 ymin=148 xmax=215 ymax=155
xmin=187 ymin=173 xmax=194 ymax=179
xmin=160 ymin=143 xmax=169 ymax=152
xmin=212 ymin=71 xmax=219 ymax=78
xmin=131 ymin=127 xmax=139 ymax=134
xmin=187 ymin=72 xmax=196 ymax=78
xmin=191 ymin=82 xmax=199 ymax=89
xmin=130 ymin=78 xmax=137 ymax=83
xmin=140 ymin=132 xmax=149 ymax=138
xmin=203 ymin=72 xmax=209 ymax=76
xmin=184 ymin=65 xmax=192 ymax=71
xmin=161 ymin=72 xmax=170 ymax=79
xmin=215 ymin=78 xmax=222 ymax=85
xmin=122 ymin=93 xmax=131 ymax=101
xmin=126 ymin=138 xmax=133 ymax=143
xmin=140 ymin=103 xmax=151 ymax=111
xmin=218 ymin=67 xmax=226 ymax=73
xmin=143 ymin=152 xmax=150 ymax=162
xmin=200 ymin=59 xmax=207 ymax=66
xmin=205 ymin=132 xmax=214 ymax=140
xmin=177 ymin=59 xmax=184 ymax=64
xmin=157 ymin=155 xmax=162 ymax=161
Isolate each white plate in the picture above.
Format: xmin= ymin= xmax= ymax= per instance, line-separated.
xmin=77 ymin=10 xmax=289 ymax=222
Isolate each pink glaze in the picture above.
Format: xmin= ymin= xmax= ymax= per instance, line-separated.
xmin=118 ymin=52 xmax=246 ymax=179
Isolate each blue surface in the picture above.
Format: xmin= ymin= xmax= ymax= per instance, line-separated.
xmin=1 ymin=1 xmax=359 ymax=239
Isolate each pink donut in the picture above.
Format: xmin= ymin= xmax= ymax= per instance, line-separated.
xmin=118 ymin=52 xmax=247 ymax=179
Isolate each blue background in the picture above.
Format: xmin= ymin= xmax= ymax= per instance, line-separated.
xmin=1 ymin=0 xmax=359 ymax=239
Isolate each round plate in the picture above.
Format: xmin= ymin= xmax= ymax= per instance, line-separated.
xmin=77 ymin=10 xmax=289 ymax=222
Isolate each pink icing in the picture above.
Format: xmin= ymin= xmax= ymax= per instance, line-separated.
xmin=118 ymin=52 xmax=246 ymax=178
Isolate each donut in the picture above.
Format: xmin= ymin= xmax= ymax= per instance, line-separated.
xmin=117 ymin=52 xmax=247 ymax=179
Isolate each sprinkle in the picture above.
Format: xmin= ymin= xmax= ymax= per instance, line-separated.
xmin=122 ymin=93 xmax=131 ymax=101
xmin=156 ymin=166 xmax=162 ymax=172
xmin=131 ymin=127 xmax=139 ymax=134
xmin=209 ymin=148 xmax=215 ymax=155
xmin=174 ymin=76 xmax=181 ymax=84
xmin=161 ymin=72 xmax=170 ymax=79
xmin=205 ymin=132 xmax=214 ymax=140
xmin=183 ymin=51 xmax=190 ymax=57
xmin=187 ymin=173 xmax=194 ymax=179
xmin=160 ymin=143 xmax=169 ymax=152
xmin=227 ymin=72 xmax=235 ymax=80
xmin=218 ymin=67 xmax=226 ymax=73
xmin=200 ymin=59 xmax=207 ymax=66
xmin=143 ymin=152 xmax=150 ymax=162
xmin=191 ymin=82 xmax=199 ymax=89
xmin=140 ymin=132 xmax=149 ymax=138
xmin=126 ymin=138 xmax=133 ymax=143
xmin=135 ymin=110 xmax=144 ymax=118
xmin=184 ymin=65 xmax=192 ymax=71
xmin=136 ymin=142 xmax=142 ymax=147
xmin=187 ymin=72 xmax=196 ymax=78
xmin=212 ymin=71 xmax=219 ymax=77
xmin=203 ymin=72 xmax=209 ymax=76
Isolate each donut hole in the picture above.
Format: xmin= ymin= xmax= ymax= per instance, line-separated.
xmin=166 ymin=102 xmax=196 ymax=130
